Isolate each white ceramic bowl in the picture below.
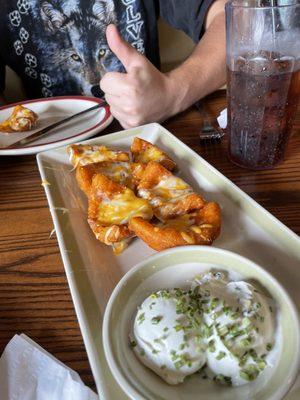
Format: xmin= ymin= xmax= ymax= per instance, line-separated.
xmin=103 ymin=246 xmax=300 ymax=400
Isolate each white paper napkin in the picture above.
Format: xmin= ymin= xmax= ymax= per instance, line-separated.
xmin=0 ymin=334 xmax=99 ymax=400
xmin=217 ymin=108 xmax=227 ymax=129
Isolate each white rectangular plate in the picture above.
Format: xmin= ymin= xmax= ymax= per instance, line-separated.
xmin=37 ymin=123 xmax=300 ymax=399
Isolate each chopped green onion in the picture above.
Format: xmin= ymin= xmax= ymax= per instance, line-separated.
xmin=151 ymin=315 xmax=163 ymax=325
xmin=140 ymin=349 xmax=145 ymax=356
xmin=137 ymin=312 xmax=145 ymax=324
xmin=208 ymin=339 xmax=216 ymax=353
xmin=216 ymin=351 xmax=226 ymax=360
xmin=266 ymin=343 xmax=273 ymax=351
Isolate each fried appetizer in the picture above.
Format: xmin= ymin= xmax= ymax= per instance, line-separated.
xmin=88 ymin=219 xmax=132 ymax=255
xmin=88 ymin=174 xmax=153 ymax=253
xmin=131 ymin=137 xmax=176 ymax=171
xmin=76 ymin=161 xmax=147 ymax=196
xmin=129 ymin=202 xmax=221 ymax=251
xmin=137 ymin=162 xmax=205 ymax=221
xmin=0 ymin=105 xmax=38 ymax=133
xmin=67 ymin=144 xmax=130 ymax=168
xmin=76 ymin=161 xmax=134 ymax=196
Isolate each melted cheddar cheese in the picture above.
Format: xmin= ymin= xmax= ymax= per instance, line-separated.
xmin=96 ymin=188 xmax=153 ymax=226
xmin=137 ymin=146 xmax=165 ymax=164
xmin=67 ymin=144 xmax=129 ymax=168
xmin=139 ymin=175 xmax=193 ymax=206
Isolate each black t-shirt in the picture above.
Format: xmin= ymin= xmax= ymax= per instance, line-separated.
xmin=0 ymin=0 xmax=213 ymax=99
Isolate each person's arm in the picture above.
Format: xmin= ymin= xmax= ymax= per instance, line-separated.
xmin=100 ymin=0 xmax=226 ymax=129
xmin=166 ymin=2 xmax=226 ymax=116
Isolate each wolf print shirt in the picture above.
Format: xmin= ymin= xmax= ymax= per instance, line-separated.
xmin=0 ymin=0 xmax=214 ymax=99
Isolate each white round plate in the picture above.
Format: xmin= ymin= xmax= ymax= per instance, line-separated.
xmin=0 ymin=96 xmax=113 ymax=156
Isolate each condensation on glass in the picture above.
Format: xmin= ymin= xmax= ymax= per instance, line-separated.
xmin=226 ymin=0 xmax=300 ymax=170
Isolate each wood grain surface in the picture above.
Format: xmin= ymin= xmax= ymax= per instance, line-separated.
xmin=0 ymin=90 xmax=299 ymax=393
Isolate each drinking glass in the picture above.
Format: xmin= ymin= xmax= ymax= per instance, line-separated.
xmin=226 ymin=0 xmax=300 ymax=170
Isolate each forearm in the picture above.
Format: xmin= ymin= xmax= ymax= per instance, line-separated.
xmin=166 ymin=11 xmax=226 ymax=115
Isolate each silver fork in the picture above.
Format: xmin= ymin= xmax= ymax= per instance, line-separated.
xmin=195 ymin=100 xmax=225 ymax=140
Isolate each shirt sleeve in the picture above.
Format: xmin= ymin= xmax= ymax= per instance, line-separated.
xmin=0 ymin=56 xmax=6 ymax=94
xmin=158 ymin=0 xmax=215 ymax=43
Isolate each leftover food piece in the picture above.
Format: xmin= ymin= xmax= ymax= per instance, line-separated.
xmin=0 ymin=105 xmax=38 ymax=133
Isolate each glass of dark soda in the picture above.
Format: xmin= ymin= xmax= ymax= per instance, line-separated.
xmin=225 ymin=0 xmax=300 ymax=170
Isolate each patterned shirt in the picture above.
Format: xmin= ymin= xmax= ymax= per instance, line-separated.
xmin=0 ymin=0 xmax=214 ymax=99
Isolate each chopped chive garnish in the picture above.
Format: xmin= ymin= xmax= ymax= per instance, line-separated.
xmin=137 ymin=312 xmax=145 ymax=324
xmin=130 ymin=340 xmax=137 ymax=348
xmin=240 ymin=371 xmax=251 ymax=381
xmin=242 ymin=317 xmax=251 ymax=327
xmin=208 ymin=339 xmax=216 ymax=353
xmin=214 ymin=374 xmax=232 ymax=386
xmin=152 ymin=349 xmax=160 ymax=355
xmin=258 ymin=315 xmax=265 ymax=323
xmin=151 ymin=315 xmax=163 ymax=325
xmin=140 ymin=349 xmax=145 ymax=356
xmin=216 ymin=351 xmax=226 ymax=360
xmin=266 ymin=343 xmax=273 ymax=351
xmin=174 ymin=360 xmax=184 ymax=369
xmin=257 ymin=360 xmax=266 ymax=371
xmin=163 ymin=327 xmax=169 ymax=332
xmin=241 ymin=338 xmax=252 ymax=347
xmin=240 ymin=364 xmax=260 ymax=381
xmin=174 ymin=324 xmax=183 ymax=332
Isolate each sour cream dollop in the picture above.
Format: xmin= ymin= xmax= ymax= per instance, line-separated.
xmin=131 ymin=271 xmax=276 ymax=386
xmin=132 ymin=289 xmax=206 ymax=384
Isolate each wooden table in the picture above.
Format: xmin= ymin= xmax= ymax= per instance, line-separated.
xmin=0 ymin=90 xmax=299 ymax=392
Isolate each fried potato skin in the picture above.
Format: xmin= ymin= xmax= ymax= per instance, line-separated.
xmin=88 ymin=173 xmax=153 ymax=245
xmin=131 ymin=137 xmax=176 ymax=171
xmin=137 ymin=162 xmax=205 ymax=220
xmin=76 ymin=161 xmax=147 ymax=197
xmin=76 ymin=161 xmax=137 ymax=196
xmin=87 ymin=175 xmax=134 ymax=247
xmin=88 ymin=174 xmax=124 ymax=220
xmin=129 ymin=202 xmax=221 ymax=251
xmin=88 ymin=218 xmax=132 ymax=244
xmin=67 ymin=144 xmax=130 ymax=167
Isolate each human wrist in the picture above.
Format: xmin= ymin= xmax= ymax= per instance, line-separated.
xmin=162 ymin=70 xmax=189 ymax=118
xmin=165 ymin=64 xmax=205 ymax=117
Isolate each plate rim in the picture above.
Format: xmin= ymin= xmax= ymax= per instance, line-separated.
xmin=0 ymin=95 xmax=112 ymax=155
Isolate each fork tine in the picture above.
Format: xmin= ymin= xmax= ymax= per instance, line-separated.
xmin=195 ymin=100 xmax=225 ymax=141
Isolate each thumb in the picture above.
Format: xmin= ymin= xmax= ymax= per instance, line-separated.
xmin=106 ymin=24 xmax=144 ymax=72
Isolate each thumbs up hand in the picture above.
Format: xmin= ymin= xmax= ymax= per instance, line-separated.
xmin=100 ymin=24 xmax=176 ymax=129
